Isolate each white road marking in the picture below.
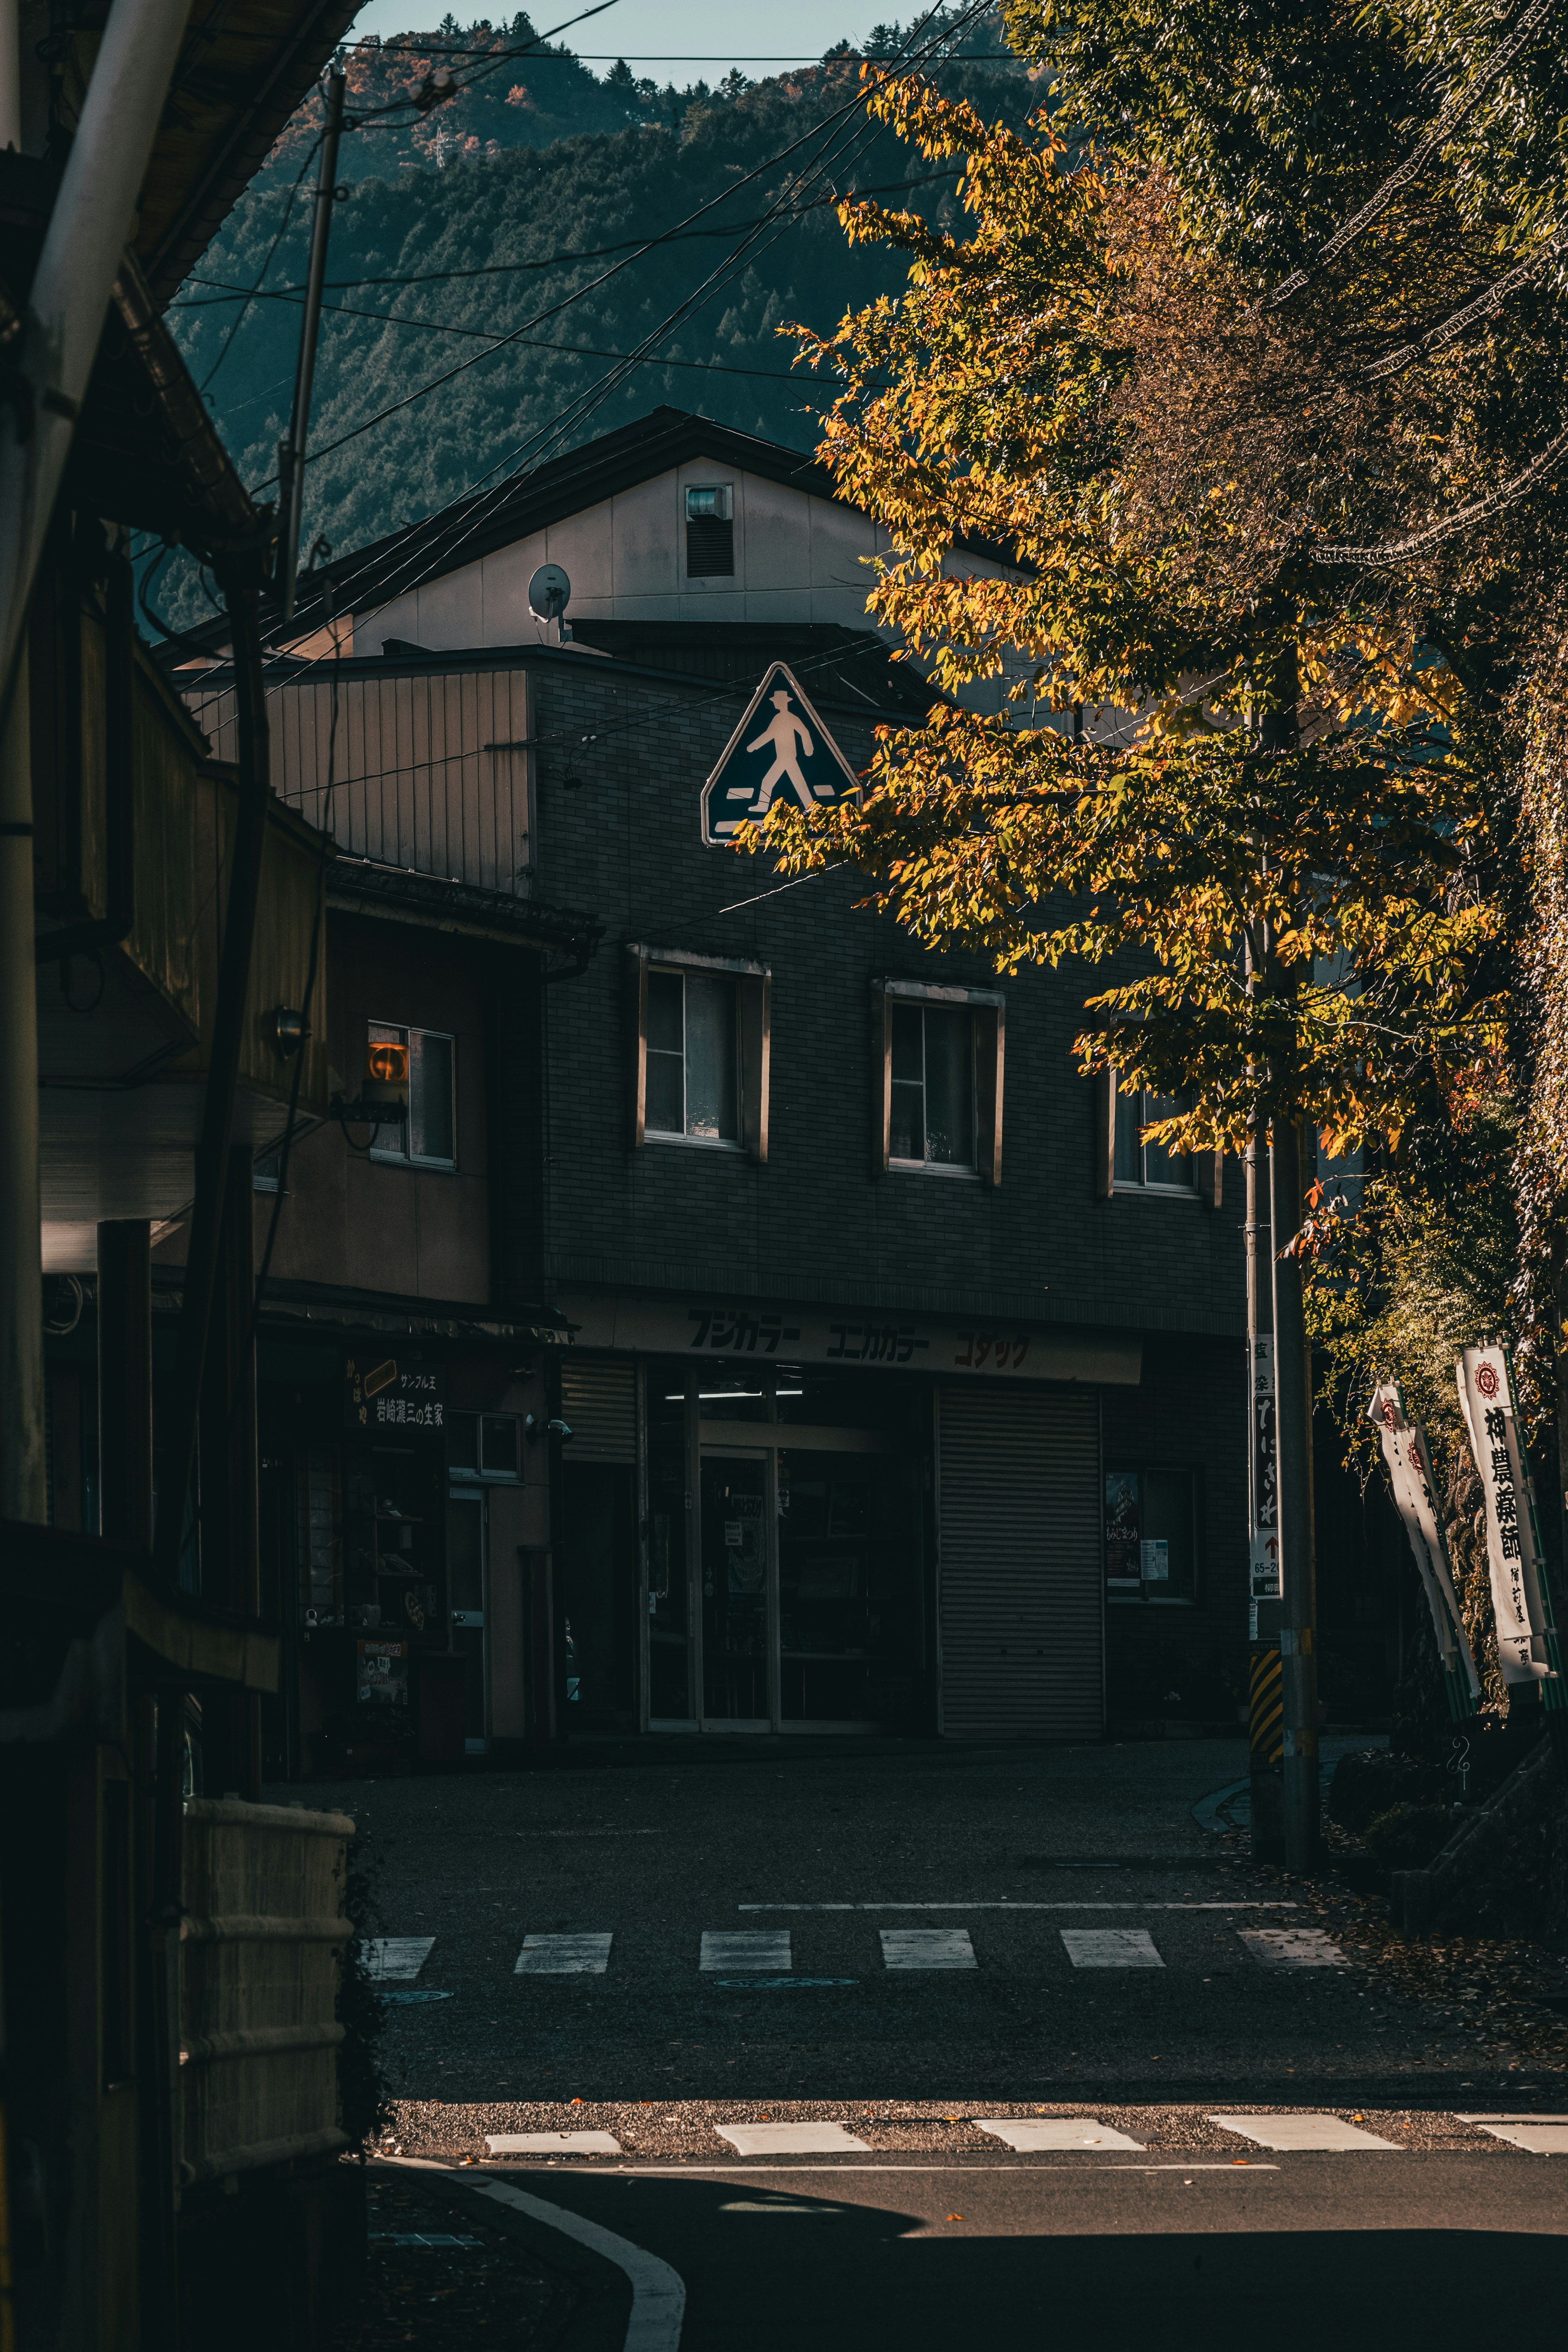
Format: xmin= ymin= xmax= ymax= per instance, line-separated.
xmin=1458 ymin=2114 xmax=1568 ymax=2154
xmin=740 ymin=1901 xmax=1297 ymax=1910
xmin=1238 ymin=1928 xmax=1348 ymax=1967
xmin=717 ymin=2201 xmax=845 ymax=2213
xmin=471 ymin=2176 xmax=686 ymax=2351
xmin=486 ymin=2132 xmax=624 ymax=2156
xmin=977 ymin=2118 xmax=1146 ymax=2151
xmin=880 ymin=1928 xmax=977 ymax=1971
xmin=363 ymin=1937 xmax=436 ymax=1982
xmin=701 ymin=1930 xmax=791 ymax=1972
xmin=715 ymin=2122 xmax=871 ymax=2156
xmin=1212 ymin=2113 xmax=1402 ymax=2151
xmin=513 ymin=1933 xmax=613 ymax=1975
xmin=1060 ymin=1928 xmax=1163 ymax=1969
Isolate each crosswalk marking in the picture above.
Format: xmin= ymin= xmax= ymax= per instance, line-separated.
xmin=364 ymin=1937 xmax=436 ymax=1982
xmin=1459 ymin=2114 xmax=1568 ymax=2154
xmin=485 ymin=2131 xmax=624 ymax=2155
xmin=701 ymin=1931 xmax=791 ymax=1972
xmin=880 ymin=1928 xmax=978 ymax=1971
xmin=513 ymin=1933 xmax=613 ymax=1976
xmin=1238 ymin=1928 xmax=1347 ymax=1967
xmin=1060 ymin=1928 xmax=1163 ymax=1969
xmin=977 ymin=2118 xmax=1146 ymax=2151
xmin=715 ymin=2122 xmax=871 ymax=2156
xmin=1212 ymin=2113 xmax=1401 ymax=2151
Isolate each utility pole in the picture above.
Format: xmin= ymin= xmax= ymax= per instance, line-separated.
xmin=1245 ymin=1104 xmax=1283 ymax=1859
xmin=1272 ymin=1117 xmax=1320 ymax=1867
xmin=277 ymin=66 xmax=346 ymax=624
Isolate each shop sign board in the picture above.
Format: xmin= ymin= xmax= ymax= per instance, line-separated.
xmin=555 ymin=1292 xmax=1142 ymax=1386
xmin=345 ymin=1355 xmax=448 ymax=1434
xmin=700 ymin=662 xmax=861 ymax=844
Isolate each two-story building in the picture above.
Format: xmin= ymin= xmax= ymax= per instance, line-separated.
xmin=174 ymin=407 xmax=1282 ymax=1758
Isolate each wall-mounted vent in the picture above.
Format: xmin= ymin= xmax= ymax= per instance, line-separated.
xmin=685 ymin=483 xmax=734 ymax=577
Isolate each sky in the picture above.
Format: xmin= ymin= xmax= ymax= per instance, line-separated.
xmin=343 ymin=0 xmax=881 ymax=86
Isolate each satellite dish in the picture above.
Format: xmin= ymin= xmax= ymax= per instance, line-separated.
xmin=528 ymin=563 xmax=571 ymax=624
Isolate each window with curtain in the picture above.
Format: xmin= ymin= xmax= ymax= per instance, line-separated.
xmin=889 ymin=1001 xmax=977 ymax=1170
xmin=645 ymin=967 xmax=739 ymax=1145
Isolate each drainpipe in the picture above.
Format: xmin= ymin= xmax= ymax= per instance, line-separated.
xmin=0 ymin=0 xmax=194 ymax=703
xmin=0 ymin=661 xmax=43 ymax=1519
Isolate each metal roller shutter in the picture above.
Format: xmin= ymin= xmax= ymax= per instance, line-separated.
xmin=938 ymin=1386 xmax=1102 ymax=1741
xmin=559 ymin=1360 xmax=638 ymax=1463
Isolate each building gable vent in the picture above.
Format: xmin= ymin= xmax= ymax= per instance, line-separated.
xmin=685 ymin=483 xmax=734 ymax=577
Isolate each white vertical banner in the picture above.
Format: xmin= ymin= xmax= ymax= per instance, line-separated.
xmin=1455 ymin=1344 xmax=1550 ymax=1685
xmin=1366 ymin=1383 xmax=1479 ymax=1695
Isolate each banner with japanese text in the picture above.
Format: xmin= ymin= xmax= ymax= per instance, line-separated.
xmin=1454 ymin=1344 xmax=1550 ymax=1685
xmin=1367 ymin=1382 xmax=1479 ymax=1701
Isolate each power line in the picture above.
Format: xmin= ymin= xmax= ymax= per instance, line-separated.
xmin=1312 ymin=419 xmax=1568 ymax=566
xmin=237 ymin=2 xmax=990 ymax=689
xmin=190 ymin=286 xmax=819 ymax=379
xmin=242 ymin=25 xmax=951 ymax=496
xmin=170 ymin=166 xmax=964 ymax=308
xmin=1263 ymin=0 xmax=1551 ymax=309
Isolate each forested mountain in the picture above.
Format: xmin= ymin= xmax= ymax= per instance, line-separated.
xmin=160 ymin=14 xmax=1027 ymax=617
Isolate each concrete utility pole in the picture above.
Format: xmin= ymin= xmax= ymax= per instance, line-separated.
xmin=1272 ymin=1118 xmax=1321 ymax=1867
xmin=1257 ymin=662 xmax=1317 ymax=1870
xmin=1245 ymin=1109 xmax=1283 ymax=1860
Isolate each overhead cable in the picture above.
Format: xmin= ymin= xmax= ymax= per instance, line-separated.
xmin=1264 ymin=0 xmax=1550 ymax=308
xmin=1312 ymin=419 xmax=1568 ymax=565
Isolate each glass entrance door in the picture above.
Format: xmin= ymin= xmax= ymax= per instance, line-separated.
xmin=699 ymin=1454 xmax=771 ymax=1723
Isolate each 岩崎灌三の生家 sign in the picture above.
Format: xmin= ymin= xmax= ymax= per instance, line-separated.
xmin=345 ymin=1356 xmax=447 ymax=1434
xmin=701 ymin=662 xmax=861 ymax=843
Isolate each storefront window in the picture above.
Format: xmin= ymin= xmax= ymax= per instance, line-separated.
xmin=1105 ymin=1466 xmax=1198 ymax=1602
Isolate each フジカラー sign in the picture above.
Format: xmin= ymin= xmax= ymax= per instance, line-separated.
xmin=1367 ymin=1381 xmax=1479 ymax=1697
xmin=555 ymin=1293 xmax=1143 ymax=1386
xmin=345 ymin=1356 xmax=448 ymax=1434
xmin=1454 ymin=1343 xmax=1550 ymax=1685
xmin=701 ymin=662 xmax=861 ymax=843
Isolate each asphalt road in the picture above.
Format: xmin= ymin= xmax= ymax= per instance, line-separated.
xmin=286 ymin=1737 xmax=1568 ymax=2348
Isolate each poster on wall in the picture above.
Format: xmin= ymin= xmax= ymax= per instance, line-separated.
xmin=1366 ymin=1381 xmax=1479 ymax=1712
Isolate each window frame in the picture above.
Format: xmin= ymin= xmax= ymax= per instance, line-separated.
xmin=1103 ymin=1461 xmax=1202 ymax=1607
xmin=628 ymin=944 xmax=770 ymax=1160
xmin=1095 ymin=1069 xmax=1221 ymax=1207
xmin=448 ymin=1410 xmax=522 ymax=1484
xmin=873 ymin=978 xmax=1004 ymax=1186
xmin=368 ymin=1019 xmax=458 ymax=1172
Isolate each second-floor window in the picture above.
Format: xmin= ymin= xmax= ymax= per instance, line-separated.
xmin=890 ymin=1002 xmax=976 ymax=1170
xmin=646 ymin=967 xmax=739 ymax=1145
xmin=1114 ymin=1085 xmax=1193 ymax=1192
xmin=369 ymin=1020 xmax=456 ymax=1169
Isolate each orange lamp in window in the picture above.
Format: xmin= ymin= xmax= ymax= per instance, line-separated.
xmin=364 ymin=1038 xmax=409 ymax=1106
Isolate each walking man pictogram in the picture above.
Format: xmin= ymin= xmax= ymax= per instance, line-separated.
xmin=746 ymin=689 xmax=818 ymax=815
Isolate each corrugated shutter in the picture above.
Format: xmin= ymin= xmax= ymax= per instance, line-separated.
xmin=938 ymin=1386 xmax=1102 ymax=1741
xmin=560 ymin=1360 xmax=638 ymax=1463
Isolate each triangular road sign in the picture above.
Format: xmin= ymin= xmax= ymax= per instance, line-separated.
xmin=701 ymin=662 xmax=862 ymax=844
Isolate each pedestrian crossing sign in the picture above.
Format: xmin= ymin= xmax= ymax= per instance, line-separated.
xmin=701 ymin=662 xmax=861 ymax=844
